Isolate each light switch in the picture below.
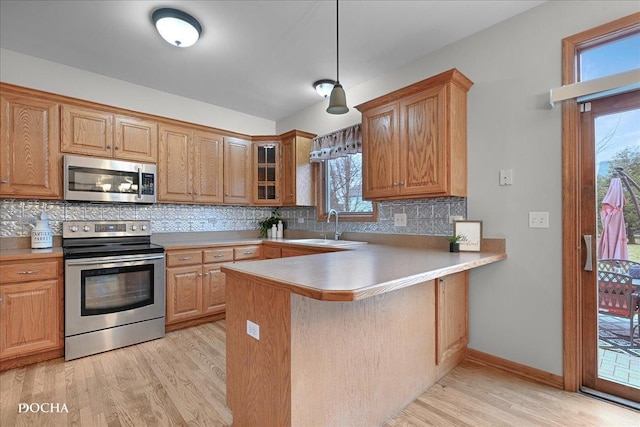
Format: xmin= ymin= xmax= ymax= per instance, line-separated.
xmin=394 ymin=213 xmax=407 ymax=227
xmin=499 ymin=169 xmax=513 ymax=186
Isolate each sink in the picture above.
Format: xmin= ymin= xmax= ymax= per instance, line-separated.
xmin=289 ymin=239 xmax=367 ymax=247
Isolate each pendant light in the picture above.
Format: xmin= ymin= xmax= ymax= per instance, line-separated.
xmin=327 ymin=0 xmax=349 ymax=114
xmin=152 ymin=8 xmax=202 ymax=48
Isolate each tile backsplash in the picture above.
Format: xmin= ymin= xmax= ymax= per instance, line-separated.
xmin=0 ymin=197 xmax=465 ymax=238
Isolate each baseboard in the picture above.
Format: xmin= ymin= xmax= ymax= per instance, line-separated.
xmin=467 ymin=348 xmax=563 ymax=389
xmin=165 ymin=312 xmax=225 ymax=333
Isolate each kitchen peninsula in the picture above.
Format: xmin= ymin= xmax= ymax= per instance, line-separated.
xmin=221 ymin=242 xmax=506 ymax=426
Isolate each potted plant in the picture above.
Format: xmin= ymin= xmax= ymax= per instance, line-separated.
xmin=258 ymin=208 xmax=281 ymax=238
xmin=448 ymin=234 xmax=462 ymax=252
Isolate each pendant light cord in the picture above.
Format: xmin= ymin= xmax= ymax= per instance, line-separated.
xmin=336 ymin=0 xmax=339 ymax=83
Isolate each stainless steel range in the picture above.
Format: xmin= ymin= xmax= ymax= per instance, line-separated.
xmin=62 ymin=220 xmax=165 ymax=361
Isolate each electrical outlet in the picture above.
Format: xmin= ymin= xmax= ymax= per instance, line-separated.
xmin=247 ymin=320 xmax=260 ymax=340
xmin=529 ymin=212 xmax=549 ymax=228
xmin=499 ymin=169 xmax=513 ymax=186
xmin=394 ymin=213 xmax=407 ymax=227
xmin=298 ymin=217 xmax=304 ymax=224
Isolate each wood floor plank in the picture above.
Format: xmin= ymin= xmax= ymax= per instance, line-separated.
xmin=1 ymin=321 xmax=638 ymax=427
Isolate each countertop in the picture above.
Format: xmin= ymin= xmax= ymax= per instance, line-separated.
xmin=221 ymin=243 xmax=506 ymax=301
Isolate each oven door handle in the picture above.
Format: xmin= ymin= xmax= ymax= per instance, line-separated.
xmin=66 ymin=254 xmax=165 ymax=266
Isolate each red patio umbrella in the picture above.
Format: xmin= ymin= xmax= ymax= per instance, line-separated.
xmin=598 ymin=177 xmax=628 ymax=260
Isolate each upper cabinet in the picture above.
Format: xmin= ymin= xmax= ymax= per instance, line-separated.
xmin=253 ymin=140 xmax=280 ymax=205
xmin=0 ymin=90 xmax=62 ymax=199
xmin=158 ymin=123 xmax=224 ymax=204
xmin=281 ymin=130 xmax=315 ymax=206
xmin=224 ymin=137 xmax=252 ymax=205
xmin=356 ymin=69 xmax=473 ymax=200
xmin=61 ymin=105 xmax=158 ymax=163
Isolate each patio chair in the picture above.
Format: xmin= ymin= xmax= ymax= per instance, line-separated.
xmin=598 ymin=259 xmax=640 ymax=276
xmin=597 ymin=270 xmax=640 ymax=345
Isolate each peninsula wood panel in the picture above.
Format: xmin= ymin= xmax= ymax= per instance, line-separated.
xmin=0 ymin=92 xmax=61 ymax=199
xmin=225 ymin=272 xmax=291 ymax=427
xmin=290 ymin=280 xmax=437 ymax=426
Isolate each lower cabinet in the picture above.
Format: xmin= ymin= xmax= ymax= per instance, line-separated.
xmin=0 ymin=257 xmax=63 ymax=370
xmin=435 ymin=271 xmax=468 ymax=365
xmin=165 ymin=245 xmax=260 ymax=331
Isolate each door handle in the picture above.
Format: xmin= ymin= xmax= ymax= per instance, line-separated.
xmin=583 ymin=234 xmax=593 ymax=271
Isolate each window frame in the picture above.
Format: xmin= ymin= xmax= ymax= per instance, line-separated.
xmin=314 ymin=158 xmax=378 ymax=223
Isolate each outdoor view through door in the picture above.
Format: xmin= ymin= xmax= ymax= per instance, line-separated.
xmin=591 ymin=93 xmax=640 ymax=391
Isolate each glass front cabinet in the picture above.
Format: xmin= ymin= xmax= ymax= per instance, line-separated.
xmin=253 ymin=141 xmax=280 ymax=205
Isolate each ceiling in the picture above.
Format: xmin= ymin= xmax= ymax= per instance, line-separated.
xmin=0 ymin=1 xmax=544 ymax=122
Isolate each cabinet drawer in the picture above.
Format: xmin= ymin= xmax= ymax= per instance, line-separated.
xmin=203 ymin=248 xmax=234 ymax=263
xmin=263 ymin=246 xmax=282 ymax=259
xmin=234 ymin=245 xmax=261 ymax=261
xmin=0 ymin=260 xmax=59 ymax=284
xmin=166 ymin=250 xmax=202 ymax=267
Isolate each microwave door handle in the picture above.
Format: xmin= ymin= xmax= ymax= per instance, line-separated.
xmin=137 ymin=168 xmax=143 ymax=199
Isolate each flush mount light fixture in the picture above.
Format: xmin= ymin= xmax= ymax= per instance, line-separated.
xmin=327 ymin=0 xmax=348 ymax=114
xmin=313 ymin=79 xmax=337 ymax=98
xmin=152 ymin=8 xmax=202 ymax=48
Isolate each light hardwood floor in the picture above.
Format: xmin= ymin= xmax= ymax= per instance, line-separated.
xmin=1 ymin=321 xmax=638 ymax=426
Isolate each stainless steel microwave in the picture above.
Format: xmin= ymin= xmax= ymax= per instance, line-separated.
xmin=64 ymin=155 xmax=157 ymax=204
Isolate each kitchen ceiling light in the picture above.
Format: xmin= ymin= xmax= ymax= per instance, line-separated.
xmin=327 ymin=0 xmax=348 ymax=114
xmin=152 ymin=8 xmax=202 ymax=48
xmin=313 ymin=79 xmax=337 ymax=98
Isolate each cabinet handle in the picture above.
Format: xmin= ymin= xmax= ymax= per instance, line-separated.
xmin=114 ymin=146 xmax=119 ymax=150
xmin=214 ymin=254 xmax=225 ymax=258
xmin=0 ymin=180 xmax=8 ymax=184
xmin=106 ymin=145 xmax=112 ymax=149
xmin=204 ymin=272 xmax=210 ymax=276
xmin=0 ymin=297 xmax=3 ymax=302
xmin=179 ymin=257 xmax=192 ymax=261
xmin=399 ymin=181 xmax=405 ymax=185
xmin=17 ymin=270 xmax=39 ymax=275
xmin=194 ymin=191 xmax=199 ymax=195
xmin=393 ymin=182 xmax=398 ymax=186
xmin=225 ymin=193 xmax=230 ymax=196
xmin=243 ymin=251 xmax=254 ymax=255
xmin=198 ymin=273 xmax=203 ymax=277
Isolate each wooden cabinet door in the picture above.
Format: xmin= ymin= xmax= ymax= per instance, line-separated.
xmin=114 ymin=115 xmax=158 ymax=163
xmin=166 ymin=265 xmax=203 ymax=324
xmin=203 ymin=263 xmax=226 ymax=315
xmin=224 ymin=137 xmax=252 ymax=205
xmin=399 ymin=86 xmax=447 ymax=196
xmin=158 ymin=124 xmax=193 ymax=203
xmin=281 ymin=136 xmax=295 ymax=205
xmin=362 ymin=103 xmax=399 ymax=199
xmin=435 ymin=271 xmax=468 ymax=365
xmin=0 ymin=93 xmax=61 ymax=199
xmin=253 ymin=141 xmax=280 ymax=205
xmin=194 ymin=130 xmax=224 ymax=204
xmin=61 ymin=105 xmax=113 ymax=157
xmin=0 ymin=280 xmax=60 ymax=360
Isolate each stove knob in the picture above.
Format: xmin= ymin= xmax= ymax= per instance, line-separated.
xmin=141 ymin=224 xmax=148 ymax=231
xmin=70 ymin=225 xmax=78 ymax=232
xmin=131 ymin=225 xmax=138 ymax=231
xmin=83 ymin=225 xmax=91 ymax=232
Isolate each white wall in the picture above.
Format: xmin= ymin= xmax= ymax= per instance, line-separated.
xmin=0 ymin=49 xmax=275 ymax=136
xmin=277 ymin=1 xmax=639 ymax=376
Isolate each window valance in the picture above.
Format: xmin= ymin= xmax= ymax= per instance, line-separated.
xmin=309 ymin=123 xmax=361 ymax=162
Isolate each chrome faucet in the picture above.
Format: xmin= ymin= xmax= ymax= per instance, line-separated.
xmin=327 ymin=209 xmax=342 ymax=240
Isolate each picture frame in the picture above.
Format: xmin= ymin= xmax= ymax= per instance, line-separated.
xmin=454 ymin=220 xmax=482 ymax=252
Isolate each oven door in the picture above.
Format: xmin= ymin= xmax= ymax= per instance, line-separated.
xmin=65 ymin=253 xmax=165 ymax=337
